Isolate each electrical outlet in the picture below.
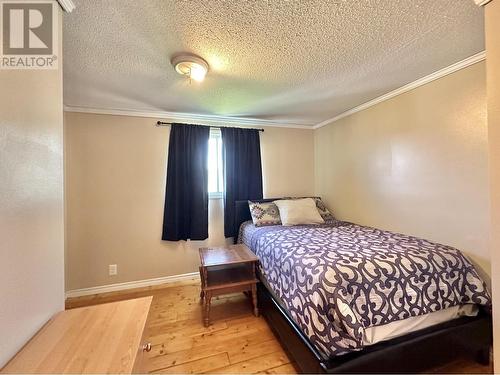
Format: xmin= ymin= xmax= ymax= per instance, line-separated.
xmin=109 ymin=264 xmax=117 ymax=276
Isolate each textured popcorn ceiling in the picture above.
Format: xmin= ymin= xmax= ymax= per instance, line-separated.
xmin=63 ymin=0 xmax=484 ymax=126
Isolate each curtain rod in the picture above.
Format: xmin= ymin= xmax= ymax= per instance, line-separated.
xmin=155 ymin=121 xmax=264 ymax=132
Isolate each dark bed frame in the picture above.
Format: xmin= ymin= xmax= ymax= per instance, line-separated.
xmin=235 ymin=199 xmax=492 ymax=373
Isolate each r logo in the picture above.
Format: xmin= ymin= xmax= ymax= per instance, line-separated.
xmin=2 ymin=2 xmax=53 ymax=55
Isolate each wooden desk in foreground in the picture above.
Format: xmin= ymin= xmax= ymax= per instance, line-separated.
xmin=1 ymin=297 xmax=152 ymax=374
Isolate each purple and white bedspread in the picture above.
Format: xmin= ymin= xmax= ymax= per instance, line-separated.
xmin=238 ymin=220 xmax=491 ymax=358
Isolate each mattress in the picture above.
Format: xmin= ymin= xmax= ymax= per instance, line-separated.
xmin=238 ymin=220 xmax=490 ymax=358
xmin=363 ymin=303 xmax=477 ymax=345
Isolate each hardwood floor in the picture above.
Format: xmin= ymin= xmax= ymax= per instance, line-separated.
xmin=66 ymin=279 xmax=492 ymax=374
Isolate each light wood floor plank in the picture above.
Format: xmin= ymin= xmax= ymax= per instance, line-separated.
xmin=151 ymin=352 xmax=230 ymax=374
xmin=148 ymin=331 xmax=275 ymax=373
xmin=149 ymin=324 xmax=272 ymax=358
xmin=227 ymin=339 xmax=285 ymax=364
xmin=148 ymin=321 xmax=228 ymax=346
xmin=257 ymin=363 xmax=298 ymax=374
xmin=207 ymin=351 xmax=290 ymax=374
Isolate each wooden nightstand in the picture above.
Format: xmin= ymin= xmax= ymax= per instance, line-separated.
xmin=199 ymin=244 xmax=259 ymax=326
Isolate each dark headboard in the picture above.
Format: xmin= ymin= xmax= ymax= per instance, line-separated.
xmin=234 ymin=198 xmax=283 ymax=243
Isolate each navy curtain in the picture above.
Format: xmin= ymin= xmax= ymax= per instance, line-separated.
xmin=221 ymin=127 xmax=263 ymax=238
xmin=162 ymin=124 xmax=210 ymax=241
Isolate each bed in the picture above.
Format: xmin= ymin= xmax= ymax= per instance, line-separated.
xmin=234 ymin=199 xmax=492 ymax=373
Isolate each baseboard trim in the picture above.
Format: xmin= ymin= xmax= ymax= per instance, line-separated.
xmin=65 ymin=272 xmax=199 ymax=299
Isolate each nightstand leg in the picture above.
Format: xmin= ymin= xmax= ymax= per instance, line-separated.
xmin=204 ymin=292 xmax=212 ymax=327
xmin=251 ymin=284 xmax=259 ymax=317
xmin=199 ymin=266 xmax=205 ymax=301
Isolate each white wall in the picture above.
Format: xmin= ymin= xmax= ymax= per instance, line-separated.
xmin=0 ymin=3 xmax=64 ymax=367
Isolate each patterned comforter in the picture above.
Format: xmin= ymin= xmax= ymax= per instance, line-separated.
xmin=238 ymin=220 xmax=491 ymax=358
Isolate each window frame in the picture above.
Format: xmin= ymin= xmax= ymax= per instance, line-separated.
xmin=208 ymin=128 xmax=224 ymax=199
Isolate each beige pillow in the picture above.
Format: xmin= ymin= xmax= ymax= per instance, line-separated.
xmin=284 ymin=196 xmax=336 ymax=222
xmin=274 ymin=198 xmax=325 ymax=226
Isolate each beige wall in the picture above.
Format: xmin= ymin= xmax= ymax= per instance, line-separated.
xmin=485 ymin=0 xmax=500 ymax=370
xmin=315 ymin=62 xmax=490 ymax=282
xmin=0 ymin=4 xmax=64 ymax=367
xmin=64 ymin=112 xmax=314 ymax=291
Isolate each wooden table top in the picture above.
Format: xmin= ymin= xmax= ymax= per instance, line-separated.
xmin=199 ymin=244 xmax=258 ymax=267
xmin=1 ymin=296 xmax=152 ymax=374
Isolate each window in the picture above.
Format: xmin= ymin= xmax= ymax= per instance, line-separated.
xmin=208 ymin=128 xmax=224 ymax=199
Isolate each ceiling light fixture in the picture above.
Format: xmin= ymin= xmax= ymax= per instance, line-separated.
xmin=171 ymin=54 xmax=209 ymax=82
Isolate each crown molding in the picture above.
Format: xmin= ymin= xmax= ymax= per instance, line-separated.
xmin=473 ymin=0 xmax=492 ymax=6
xmin=313 ymin=51 xmax=486 ymax=129
xmin=63 ymin=105 xmax=315 ymax=129
xmin=57 ymin=0 xmax=75 ymax=12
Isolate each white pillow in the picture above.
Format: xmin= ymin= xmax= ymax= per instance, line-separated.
xmin=274 ymin=198 xmax=325 ymax=226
